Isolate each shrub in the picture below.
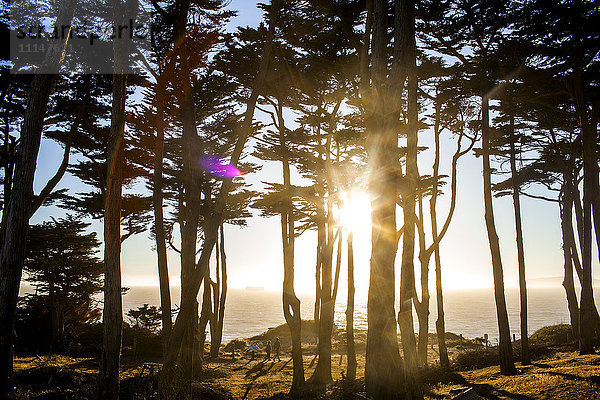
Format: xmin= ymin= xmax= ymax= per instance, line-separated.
xmin=530 ymin=324 xmax=573 ymax=345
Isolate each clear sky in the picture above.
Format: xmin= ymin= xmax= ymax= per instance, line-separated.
xmin=29 ymin=0 xmax=599 ymax=302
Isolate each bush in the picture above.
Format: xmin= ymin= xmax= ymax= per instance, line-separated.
xmin=122 ymin=326 xmax=162 ymax=359
xmin=452 ymin=348 xmax=499 ymax=370
xmin=530 ymin=324 xmax=573 ymax=345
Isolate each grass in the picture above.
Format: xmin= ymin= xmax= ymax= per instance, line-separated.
xmin=8 ymin=324 xmax=600 ymax=399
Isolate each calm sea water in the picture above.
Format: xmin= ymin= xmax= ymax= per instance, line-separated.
xmin=119 ymin=286 xmax=598 ymax=343
xmin=19 ymin=284 xmax=597 ymax=343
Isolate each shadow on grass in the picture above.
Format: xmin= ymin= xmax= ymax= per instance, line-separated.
xmin=545 ymin=370 xmax=600 ymax=385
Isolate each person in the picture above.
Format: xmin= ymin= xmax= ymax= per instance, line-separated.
xmin=273 ymin=337 xmax=281 ymax=361
xmin=248 ymin=343 xmax=260 ymax=360
xmin=265 ymin=340 xmax=272 ymax=361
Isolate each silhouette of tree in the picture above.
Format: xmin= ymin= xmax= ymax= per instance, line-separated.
xmin=24 ymin=215 xmax=103 ymax=352
xmin=0 ymin=1 xmax=77 ymax=395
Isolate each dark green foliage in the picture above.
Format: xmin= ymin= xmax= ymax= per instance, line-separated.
xmin=18 ymin=215 xmax=103 ymax=353
xmin=126 ymin=304 xmax=162 ymax=333
xmin=530 ymin=324 xmax=574 ymax=346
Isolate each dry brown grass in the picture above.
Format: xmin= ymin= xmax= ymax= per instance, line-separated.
xmin=10 ymin=349 xmax=600 ymax=399
xmin=424 ymin=352 xmax=600 ymax=400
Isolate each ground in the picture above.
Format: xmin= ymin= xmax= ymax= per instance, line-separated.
xmin=423 ymin=353 xmax=600 ymax=399
xmin=10 ymin=350 xmax=600 ymax=399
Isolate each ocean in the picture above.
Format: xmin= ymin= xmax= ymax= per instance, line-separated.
xmin=118 ymin=286 xmax=594 ymax=343
xmin=19 ymin=284 xmax=594 ymax=343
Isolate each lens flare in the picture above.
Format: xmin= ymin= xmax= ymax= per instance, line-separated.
xmin=200 ymin=155 xmax=244 ymax=178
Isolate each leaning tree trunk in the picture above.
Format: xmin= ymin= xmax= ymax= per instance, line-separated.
xmin=346 ymin=232 xmax=357 ymax=380
xmin=508 ymin=112 xmax=530 ymax=365
xmin=482 ymin=95 xmax=515 ymax=375
xmin=0 ymin=1 xmax=76 ymax=396
xmin=98 ymin=0 xmax=136 ymax=396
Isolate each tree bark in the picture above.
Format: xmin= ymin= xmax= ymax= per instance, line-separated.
xmin=278 ymin=104 xmax=305 ymax=390
xmin=310 ymin=99 xmax=342 ymax=385
xmin=210 ymin=224 xmax=227 ymax=359
xmin=0 ymin=2 xmax=76 ymax=396
xmin=576 ymin=83 xmax=597 ymax=355
xmin=430 ymin=100 xmax=449 ymax=370
xmin=344 ymin=232 xmax=357 ymax=380
xmin=561 ymin=180 xmax=580 ymax=340
xmin=481 ymin=95 xmax=515 ymax=375
xmin=398 ymin=5 xmax=422 ymax=398
xmin=508 ymin=112 xmax=530 ymax=365
xmin=365 ymin=1 xmax=404 ymax=398
xmin=415 ymin=195 xmax=429 ymax=367
xmin=98 ymin=1 xmax=137 ymax=397
xmin=153 ymin=72 xmax=172 ymax=358
xmin=311 ymin=165 xmax=334 ymax=385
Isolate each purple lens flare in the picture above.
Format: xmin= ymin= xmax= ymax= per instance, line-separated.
xmin=199 ymin=155 xmax=244 ymax=178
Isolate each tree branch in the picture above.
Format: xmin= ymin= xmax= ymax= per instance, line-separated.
xmin=29 ymin=110 xmax=82 ymax=217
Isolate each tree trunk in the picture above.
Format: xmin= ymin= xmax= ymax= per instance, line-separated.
xmin=0 ymin=2 xmax=76 ymax=396
xmin=591 ymin=104 xmax=600 ymax=270
xmin=416 ymin=196 xmax=429 ymax=367
xmin=197 ymin=273 xmax=212 ymax=373
xmin=98 ymin=0 xmax=136 ymax=395
xmin=176 ymin=0 xmax=203 ymax=387
xmin=481 ymin=95 xmax=515 ymax=375
xmin=561 ymin=180 xmax=580 ymax=340
xmin=508 ymin=112 xmax=530 ymax=365
xmin=311 ymin=197 xmax=334 ymax=385
xmin=153 ymin=73 xmax=172 ymax=358
xmin=98 ymin=54 xmax=126 ymax=400
xmin=431 ymin=100 xmax=449 ymax=370
xmin=49 ymin=281 xmax=59 ymax=353
xmin=364 ymin=0 xmax=405 ymax=398
xmin=278 ymin=106 xmax=305 ymax=390
xmin=345 ymin=232 xmax=357 ymax=380
xmin=311 ymin=111 xmax=338 ymax=385
xmin=577 ymin=92 xmax=597 ymax=355
xmin=210 ymin=224 xmax=227 ymax=359
xmin=210 ymin=235 xmax=220 ymax=357
xmin=399 ymin=5 xmax=423 ymax=398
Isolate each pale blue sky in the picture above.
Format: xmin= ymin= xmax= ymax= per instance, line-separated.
xmin=29 ymin=0 xmax=598 ymax=301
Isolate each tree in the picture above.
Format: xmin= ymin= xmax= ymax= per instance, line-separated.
xmin=253 ymin=113 xmax=306 ymax=390
xmin=345 ymin=231 xmax=357 ymax=380
xmin=97 ymin=0 xmax=139 ymax=397
xmin=491 ymin=80 xmax=534 ymax=365
xmin=411 ymin=60 xmax=478 ymax=367
xmin=24 ymin=216 xmax=103 ymax=352
xmin=363 ymin=0 xmax=408 ymax=397
xmin=0 ymin=1 xmax=77 ymax=395
xmin=127 ymin=304 xmax=162 ymax=333
xmin=420 ymin=0 xmax=516 ymax=375
xmin=513 ymin=0 xmax=600 ymax=352
xmin=158 ymin=2 xmax=281 ymax=397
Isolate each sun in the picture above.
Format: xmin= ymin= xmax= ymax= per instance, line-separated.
xmin=338 ymin=191 xmax=372 ymax=234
